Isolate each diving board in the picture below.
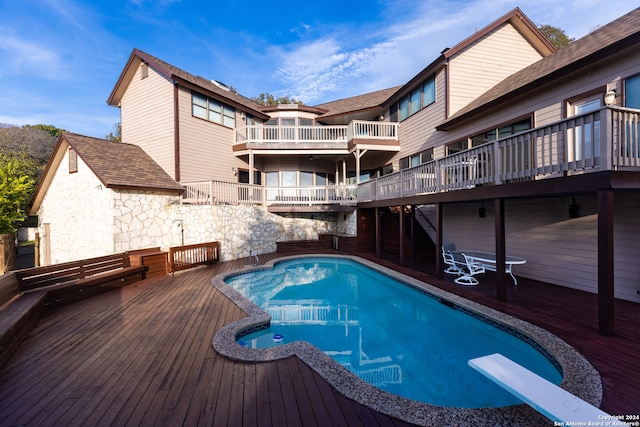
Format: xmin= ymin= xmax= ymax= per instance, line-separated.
xmin=468 ymin=353 xmax=620 ymax=425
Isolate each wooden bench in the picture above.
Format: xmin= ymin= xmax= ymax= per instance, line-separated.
xmin=468 ymin=353 xmax=611 ymax=424
xmin=0 ymin=253 xmax=147 ymax=369
xmin=14 ymin=253 xmax=147 ymax=308
xmin=0 ymin=273 xmax=47 ymax=368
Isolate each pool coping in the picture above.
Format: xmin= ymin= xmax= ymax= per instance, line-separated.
xmin=211 ymin=254 xmax=602 ymax=427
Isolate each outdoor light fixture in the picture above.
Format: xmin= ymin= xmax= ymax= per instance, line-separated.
xmin=604 ymin=89 xmax=617 ymax=106
xmin=569 ymin=196 xmax=580 ymax=218
xmin=478 ymin=203 xmax=486 ymax=218
xmin=231 ymin=167 xmax=238 ymax=176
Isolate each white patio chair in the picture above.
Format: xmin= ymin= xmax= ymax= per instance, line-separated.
xmin=442 ymin=245 xmax=462 ymax=275
xmin=452 ymin=252 xmax=485 ymax=286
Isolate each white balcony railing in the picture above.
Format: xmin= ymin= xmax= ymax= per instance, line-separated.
xmin=359 ymin=106 xmax=640 ymax=202
xmin=181 ymin=181 xmax=358 ymax=207
xmin=234 ymin=120 xmax=398 ymax=146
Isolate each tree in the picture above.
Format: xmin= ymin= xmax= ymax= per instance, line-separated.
xmin=105 ymin=122 xmax=122 ymax=142
xmin=0 ymin=124 xmax=60 ymax=224
xmin=538 ymin=25 xmax=575 ymax=50
xmin=0 ymin=156 xmax=34 ymax=233
xmin=251 ymin=93 xmax=303 ymax=106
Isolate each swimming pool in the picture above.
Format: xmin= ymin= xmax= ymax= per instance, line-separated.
xmin=212 ymin=255 xmax=602 ymax=425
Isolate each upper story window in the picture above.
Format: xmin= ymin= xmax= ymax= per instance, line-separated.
xmin=447 ymin=117 xmax=532 ymax=155
xmin=399 ymin=148 xmax=434 ymax=169
xmin=625 ymin=74 xmax=640 ymax=109
xmin=422 ymin=76 xmax=435 ymax=107
xmin=399 ymin=97 xmax=409 ymax=121
xmin=191 ymin=92 xmax=236 ymax=128
xmin=391 ymin=74 xmax=436 ymax=122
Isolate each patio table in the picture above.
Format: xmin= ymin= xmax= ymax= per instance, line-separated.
xmin=453 ymin=251 xmax=526 ymax=285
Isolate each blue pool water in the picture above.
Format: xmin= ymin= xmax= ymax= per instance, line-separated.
xmin=225 ymin=257 xmax=562 ymax=408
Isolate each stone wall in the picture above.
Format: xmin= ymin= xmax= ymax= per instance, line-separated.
xmin=38 ymin=151 xmax=357 ymax=265
xmin=37 ymin=149 xmax=116 ymax=265
xmin=112 ymin=192 xmax=357 ymax=262
xmin=169 ymin=205 xmax=355 ymax=261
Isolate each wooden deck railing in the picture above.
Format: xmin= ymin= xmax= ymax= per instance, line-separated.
xmin=180 ymin=181 xmax=357 ymax=206
xmin=168 ymin=242 xmax=219 ymax=272
xmin=359 ymin=106 xmax=640 ymax=202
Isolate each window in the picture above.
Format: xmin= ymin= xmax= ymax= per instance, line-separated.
xmin=191 ymin=92 xmax=235 ymax=128
xmin=400 ymin=148 xmax=434 ymax=169
xmin=223 ymin=105 xmax=235 ymax=127
xmin=422 ymin=76 xmax=435 ymax=107
xmin=623 ymin=76 xmax=640 ymax=156
xmin=390 ymin=103 xmax=398 ymax=122
xmin=281 ymin=118 xmax=296 ymax=140
xmin=571 ymin=97 xmax=601 ymax=161
xmin=399 ymin=97 xmax=409 ymax=121
xmin=452 ymin=117 xmax=533 ymax=155
xmin=446 ymin=140 xmax=469 ymax=155
xmin=625 ymin=74 xmax=640 ymax=109
xmin=409 ymin=88 xmax=420 ymax=116
xmin=69 ymin=148 xmax=77 ymax=173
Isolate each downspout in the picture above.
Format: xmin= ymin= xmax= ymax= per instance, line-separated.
xmin=173 ymin=82 xmax=181 ymax=181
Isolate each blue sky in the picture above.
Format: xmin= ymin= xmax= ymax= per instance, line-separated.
xmin=0 ymin=0 xmax=636 ymax=138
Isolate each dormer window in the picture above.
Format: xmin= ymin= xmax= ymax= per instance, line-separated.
xmin=69 ymin=148 xmax=78 ymax=173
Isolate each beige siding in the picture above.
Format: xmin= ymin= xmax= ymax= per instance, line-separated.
xmin=121 ymin=63 xmax=176 ymax=178
xmin=426 ymin=51 xmax=640 ymax=165
xmin=614 ymin=193 xmax=640 ymax=302
xmin=437 ymin=194 xmax=640 ymax=303
xmin=177 ymin=87 xmax=240 ymax=182
xmin=391 ymin=69 xmax=448 ymax=166
xmin=448 ymin=23 xmax=544 ymax=116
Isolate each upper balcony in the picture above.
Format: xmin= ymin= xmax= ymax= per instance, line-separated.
xmin=233 ymin=120 xmax=400 ymax=153
xmin=358 ymin=106 xmax=640 ymax=203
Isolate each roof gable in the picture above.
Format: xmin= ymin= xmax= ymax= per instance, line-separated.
xmin=107 ymin=49 xmax=269 ymax=119
xmin=438 ymin=7 xmax=640 ymax=130
xmin=30 ymin=133 xmax=183 ymax=214
xmin=63 ymin=133 xmax=184 ymax=191
xmin=385 ymin=8 xmax=555 ymax=107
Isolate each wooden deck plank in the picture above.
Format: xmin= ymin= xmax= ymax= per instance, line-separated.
xmin=264 ymin=359 xmax=288 ymax=427
xmin=0 ymin=250 xmax=637 ymax=426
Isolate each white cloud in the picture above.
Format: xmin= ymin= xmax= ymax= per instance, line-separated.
xmin=268 ymin=0 xmax=636 ymax=104
xmin=0 ymin=34 xmax=64 ymax=79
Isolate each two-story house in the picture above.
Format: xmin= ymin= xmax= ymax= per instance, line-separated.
xmin=30 ymin=7 xmax=640 ymax=334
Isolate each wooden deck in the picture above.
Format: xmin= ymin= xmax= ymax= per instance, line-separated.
xmin=0 ymin=250 xmax=638 ymax=426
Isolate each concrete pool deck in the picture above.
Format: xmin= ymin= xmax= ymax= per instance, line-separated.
xmin=212 ymin=254 xmax=603 ymax=427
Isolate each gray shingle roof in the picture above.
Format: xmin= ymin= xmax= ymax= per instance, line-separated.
xmin=314 ymin=86 xmax=402 ymax=119
xmin=63 ymin=132 xmax=184 ymax=192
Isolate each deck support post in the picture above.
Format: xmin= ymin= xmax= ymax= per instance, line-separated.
xmin=399 ymin=205 xmax=405 ymax=265
xmin=436 ymin=202 xmax=443 ymax=279
xmin=494 ymin=198 xmax=507 ymax=301
xmin=375 ymin=207 xmax=382 ymax=258
xmin=409 ymin=205 xmax=416 ymax=260
xmin=598 ymin=189 xmax=615 ymax=335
